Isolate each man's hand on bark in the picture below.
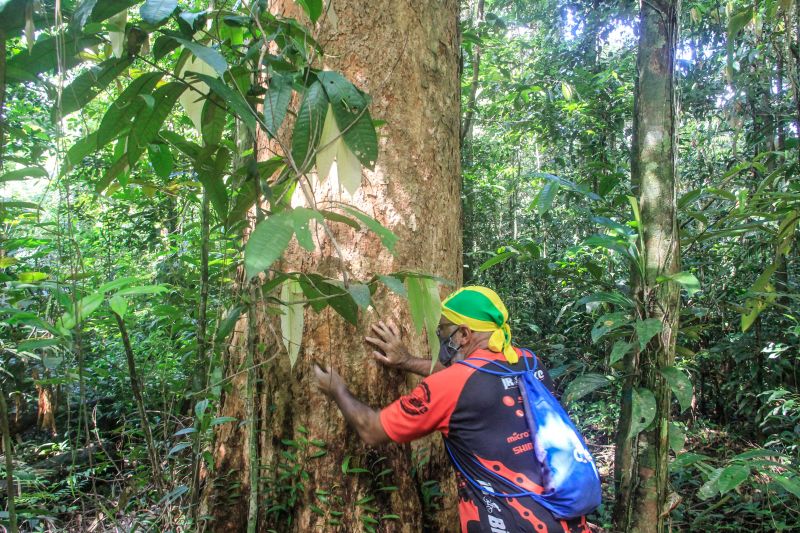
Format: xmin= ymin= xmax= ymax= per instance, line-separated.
xmin=365 ymin=321 xmax=413 ymax=369
xmin=313 ymin=363 xmax=345 ymax=398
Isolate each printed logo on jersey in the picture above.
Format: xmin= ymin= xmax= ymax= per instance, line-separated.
xmin=400 ymin=382 xmax=431 ymax=416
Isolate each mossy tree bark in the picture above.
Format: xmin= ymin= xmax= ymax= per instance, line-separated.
xmin=613 ymin=0 xmax=681 ymax=531
xmin=205 ymin=1 xmax=462 ymax=531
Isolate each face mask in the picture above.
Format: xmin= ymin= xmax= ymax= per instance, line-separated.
xmin=438 ymin=331 xmax=461 ymax=367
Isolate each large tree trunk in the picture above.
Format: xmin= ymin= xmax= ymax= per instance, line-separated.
xmin=613 ymin=0 xmax=680 ymax=531
xmin=205 ymin=1 xmax=462 ymax=531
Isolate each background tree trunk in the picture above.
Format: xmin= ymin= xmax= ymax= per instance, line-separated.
xmin=613 ymin=0 xmax=681 ymax=531
xmin=206 ymin=1 xmax=462 ymax=531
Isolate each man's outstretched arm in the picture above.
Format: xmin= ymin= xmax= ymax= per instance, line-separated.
xmin=313 ymin=364 xmax=390 ymax=446
xmin=365 ymin=321 xmax=445 ymax=376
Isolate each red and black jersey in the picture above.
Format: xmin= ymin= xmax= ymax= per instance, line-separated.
xmin=380 ymin=348 xmax=590 ymax=533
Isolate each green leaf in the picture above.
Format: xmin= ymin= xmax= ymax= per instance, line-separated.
xmin=296 ymin=0 xmax=323 ymax=22
xmin=291 ymin=208 xmax=324 ymax=251
xmin=534 ymin=181 xmax=559 ymax=214
xmin=7 ymin=34 xmax=102 ymax=83
xmin=627 ymin=387 xmax=656 ymax=439
xmin=577 ymin=291 xmax=634 ymax=309
xmin=189 ymin=72 xmax=256 ymax=134
xmin=97 ymin=72 xmax=164 ymax=148
xmin=117 ymin=284 xmax=168 ymax=296
xmin=201 ymin=94 xmax=226 ymax=147
xmin=244 ymin=211 xmax=295 ymax=279
xmin=659 ymin=366 xmax=693 ymax=413
xmin=109 ymin=295 xmax=128 ymax=318
xmin=347 ymin=283 xmax=371 ymax=309
xmin=315 ymin=279 xmax=359 ymax=325
xmin=291 ymin=81 xmax=329 ymax=173
xmin=264 ymin=72 xmax=294 ymax=137
xmin=609 ymin=340 xmax=634 ymax=365
xmin=635 ymin=318 xmax=662 ymax=350
xmin=174 ymin=38 xmax=228 ymax=76
xmin=280 ymin=280 xmax=305 ymax=367
xmin=668 ymin=422 xmax=685 ymax=453
xmin=210 ymin=416 xmax=238 ymax=426
xmin=89 ymin=0 xmax=139 ymax=24
xmin=562 ymin=373 xmax=612 ymax=404
xmin=377 ymin=275 xmax=407 ymax=297
xmin=660 ymin=271 xmax=701 ymax=296
xmin=17 ymin=271 xmax=47 ymax=283
xmin=478 ymin=251 xmax=517 ymax=272
xmin=58 ymin=57 xmax=133 ymax=119
xmin=728 ymin=7 xmax=753 ymax=40
xmin=590 ymin=311 xmax=630 ymax=343
xmin=140 ymin=0 xmax=176 ymax=25
xmin=0 ymin=166 xmax=47 ymax=182
xmin=77 ymin=292 xmax=104 ymax=322
xmin=216 ymin=305 xmax=246 ymax=341
xmin=95 ymin=155 xmax=130 ymax=193
xmin=698 ymin=468 xmax=723 ymax=500
xmin=18 ymin=338 xmax=61 ymax=351
xmin=406 ymin=276 xmax=441 ymax=359
xmin=317 ymin=71 xmax=378 ymax=169
xmin=195 ymin=147 xmax=229 ymax=220
xmin=718 ymin=465 xmax=749 ymax=494
xmin=341 ymin=206 xmax=397 ymax=254
xmin=773 ymin=474 xmax=800 ymax=499
xmin=147 ymin=143 xmax=174 ymax=179
xmin=127 ymin=82 xmax=187 ymax=165
xmin=320 ymin=209 xmax=360 ymax=230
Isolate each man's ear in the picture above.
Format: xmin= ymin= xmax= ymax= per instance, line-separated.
xmin=457 ymin=325 xmax=471 ymax=346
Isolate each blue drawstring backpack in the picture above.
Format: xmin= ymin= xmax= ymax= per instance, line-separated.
xmin=445 ymin=349 xmax=601 ymax=520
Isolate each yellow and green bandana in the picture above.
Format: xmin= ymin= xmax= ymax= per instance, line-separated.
xmin=441 ymin=286 xmax=517 ymax=364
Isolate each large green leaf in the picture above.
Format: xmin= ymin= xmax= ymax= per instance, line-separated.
xmin=534 ymin=181 xmax=559 ymax=214
xmin=195 ymin=147 xmax=229 ymax=221
xmin=189 ymin=73 xmax=256 ymax=134
xmin=58 ymin=57 xmax=133 ymax=119
xmin=406 ymin=276 xmax=441 ymax=360
xmin=264 ymin=72 xmax=294 ymax=138
xmin=341 ymin=206 xmax=397 ymax=254
xmin=0 ymin=166 xmax=47 ymax=183
xmin=89 ymin=0 xmax=139 ymax=24
xmin=478 ymin=250 xmax=517 ymax=272
xmin=317 ymin=71 xmax=378 ymax=169
xmin=97 ymin=72 xmax=164 ymax=148
xmin=140 ymin=0 xmax=177 ymax=25
xmin=609 ymin=340 xmax=634 ymax=365
xmin=659 ymin=366 xmax=693 ymax=413
xmin=590 ymin=311 xmax=630 ymax=343
xmin=127 ymin=81 xmax=187 ymax=165
xmin=291 ymin=208 xmax=324 ymax=251
xmin=175 ymin=38 xmax=228 ymax=76
xmin=635 ymin=318 xmax=662 ymax=350
xmin=563 ymin=373 xmax=612 ymax=404
xmin=659 ymin=271 xmax=701 ymax=296
xmin=296 ymin=0 xmax=323 ymax=22
xmin=627 ymin=387 xmax=656 ymax=439
xmin=577 ymin=291 xmax=634 ymax=309
xmin=717 ymin=464 xmax=749 ymax=494
xmin=6 ymin=33 xmax=102 ymax=83
xmin=291 ymin=81 xmax=329 ymax=173
xmin=244 ymin=211 xmax=295 ymax=279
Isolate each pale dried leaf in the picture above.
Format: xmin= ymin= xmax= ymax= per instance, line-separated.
xmin=109 ymin=11 xmax=127 ymax=59
xmin=316 ymin=105 xmax=340 ymax=183
xmin=280 ymin=280 xmax=305 ymax=367
xmin=337 ymin=140 xmax=362 ymax=195
xmin=177 ymin=55 xmax=215 ymax=132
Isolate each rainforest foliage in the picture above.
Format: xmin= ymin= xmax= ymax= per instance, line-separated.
xmin=0 ymin=0 xmax=798 ymax=531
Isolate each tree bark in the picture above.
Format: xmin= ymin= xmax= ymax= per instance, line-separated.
xmin=206 ymin=1 xmax=462 ymax=531
xmin=613 ymin=0 xmax=681 ymax=531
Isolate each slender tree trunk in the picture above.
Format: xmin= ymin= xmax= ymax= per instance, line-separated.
xmin=207 ymin=1 xmax=462 ymax=531
xmin=113 ymin=312 xmax=163 ymax=495
xmin=0 ymin=382 xmax=18 ymax=533
xmin=613 ymin=0 xmax=681 ymax=531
